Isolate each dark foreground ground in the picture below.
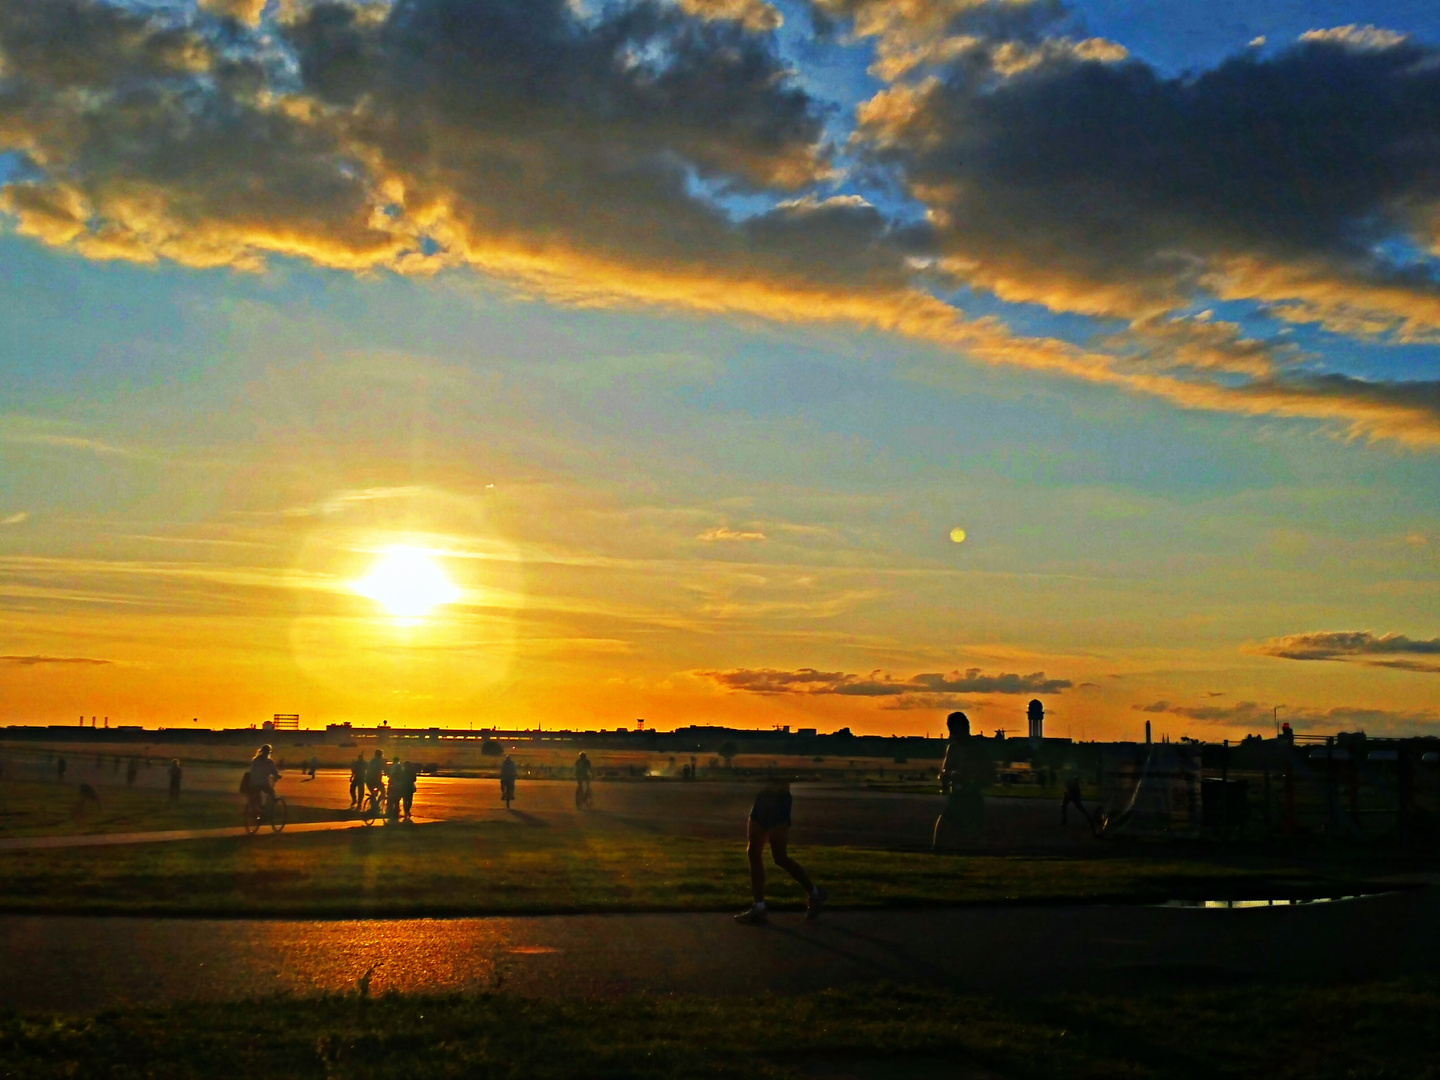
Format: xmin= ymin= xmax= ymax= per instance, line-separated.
xmin=2 ymin=886 xmax=1437 ymax=1010
xmin=4 ymin=977 xmax=1438 ymax=1079
xmin=5 ymin=762 xmax=1438 ymax=1076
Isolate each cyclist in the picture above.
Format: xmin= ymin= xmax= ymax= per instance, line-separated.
xmin=246 ymin=744 xmax=281 ymax=819
xmin=500 ymin=754 xmax=517 ymax=806
xmin=574 ymin=752 xmax=593 ymax=808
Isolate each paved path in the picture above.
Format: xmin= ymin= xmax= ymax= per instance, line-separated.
xmin=2 ymin=887 xmax=1436 ymax=1012
xmin=0 ymin=818 xmax=439 ymax=852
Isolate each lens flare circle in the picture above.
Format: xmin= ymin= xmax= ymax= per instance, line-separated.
xmin=354 ymin=547 xmax=461 ymax=618
xmin=950 ymin=527 xmax=967 ymax=543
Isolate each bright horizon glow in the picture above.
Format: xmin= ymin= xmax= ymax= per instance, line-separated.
xmin=353 ymin=547 xmax=462 ymax=620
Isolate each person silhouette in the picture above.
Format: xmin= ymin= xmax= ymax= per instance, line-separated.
xmin=500 ymin=754 xmax=517 ymax=806
xmin=734 ymin=775 xmax=826 ymax=924
xmin=934 ymin=712 xmax=993 ymax=851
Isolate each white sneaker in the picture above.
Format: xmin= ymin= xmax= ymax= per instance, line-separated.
xmin=733 ymin=904 xmax=768 ymax=925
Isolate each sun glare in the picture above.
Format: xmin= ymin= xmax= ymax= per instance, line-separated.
xmin=354 ymin=547 xmax=462 ymax=619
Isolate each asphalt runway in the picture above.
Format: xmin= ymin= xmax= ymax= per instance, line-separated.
xmin=5 ymin=749 xmax=1104 ymax=852
xmin=266 ymin=772 xmax=1104 ymax=853
xmin=2 ymin=887 xmax=1435 ymax=1012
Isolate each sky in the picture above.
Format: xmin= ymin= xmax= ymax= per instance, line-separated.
xmin=1 ymin=0 xmax=1439 ymax=739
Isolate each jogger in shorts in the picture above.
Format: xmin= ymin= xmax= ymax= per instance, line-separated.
xmin=734 ymin=776 xmax=826 ymax=925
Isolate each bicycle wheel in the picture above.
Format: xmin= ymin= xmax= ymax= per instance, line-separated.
xmin=361 ymin=794 xmax=377 ymax=825
xmin=243 ymin=803 xmax=261 ymax=835
xmin=269 ymin=796 xmax=287 ymax=833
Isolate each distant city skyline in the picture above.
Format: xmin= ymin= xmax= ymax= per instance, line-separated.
xmin=2 ymin=0 xmax=1438 ymax=738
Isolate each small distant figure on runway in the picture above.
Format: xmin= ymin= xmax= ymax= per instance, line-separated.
xmin=395 ymin=760 xmax=417 ymax=821
xmin=500 ymin=754 xmax=518 ymax=809
xmin=574 ymin=751 xmax=593 ymax=809
xmin=1060 ymin=772 xmax=1090 ymax=827
xmin=734 ymin=776 xmax=826 ymax=925
xmin=349 ymin=753 xmax=366 ymax=808
xmin=167 ymin=759 xmax=182 ymax=803
xmin=385 ymin=758 xmax=403 ymax=822
xmin=56 ymin=756 xmax=67 ymax=782
xmin=76 ymin=783 xmax=101 ymax=816
xmin=308 ymin=755 xmax=319 ymax=780
xmin=934 ymin=712 xmax=993 ymax=851
xmin=126 ymin=758 xmax=138 ymax=788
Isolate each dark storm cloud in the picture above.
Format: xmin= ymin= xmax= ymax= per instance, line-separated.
xmin=0 ymin=0 xmax=926 ymax=293
xmin=855 ymin=19 xmax=1440 ymax=329
xmin=704 ymin=666 xmax=1070 ymax=696
xmin=2 ymin=0 xmax=1440 ymax=445
xmin=1259 ymin=630 xmax=1440 ymax=672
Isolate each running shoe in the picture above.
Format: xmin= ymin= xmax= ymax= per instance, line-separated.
xmin=733 ymin=905 xmax=768 ymax=925
xmin=805 ymin=886 xmax=828 ymax=922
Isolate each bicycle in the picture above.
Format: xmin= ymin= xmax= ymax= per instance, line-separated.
xmin=574 ymin=782 xmax=593 ymax=810
xmin=360 ymin=785 xmax=386 ymax=826
xmin=243 ymin=790 xmax=287 ymax=834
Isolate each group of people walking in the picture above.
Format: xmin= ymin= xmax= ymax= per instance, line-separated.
xmin=348 ymin=750 xmax=420 ymax=821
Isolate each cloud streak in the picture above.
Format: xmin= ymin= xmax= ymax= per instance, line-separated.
xmin=0 ymin=654 xmax=111 ymax=665
xmin=1258 ymin=630 xmax=1440 ymax=673
xmin=1135 ymin=698 xmax=1440 ymax=730
xmin=704 ymin=665 xmax=1071 ymax=696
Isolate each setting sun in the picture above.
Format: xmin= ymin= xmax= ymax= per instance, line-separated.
xmin=353 ymin=547 xmax=462 ymax=619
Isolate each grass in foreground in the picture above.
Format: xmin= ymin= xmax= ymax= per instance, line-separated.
xmin=0 ymin=781 xmax=349 ymax=838
xmin=3 ymin=978 xmax=1437 ymax=1078
xmin=0 ymin=819 xmax=1343 ymax=916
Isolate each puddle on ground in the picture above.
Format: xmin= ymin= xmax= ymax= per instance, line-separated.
xmin=1159 ymin=893 xmax=1392 ymax=909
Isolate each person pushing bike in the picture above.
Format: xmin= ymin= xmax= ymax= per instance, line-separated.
xmin=364 ymin=749 xmax=386 ymax=804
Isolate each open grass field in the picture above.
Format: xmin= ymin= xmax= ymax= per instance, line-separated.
xmin=2 ymin=978 xmax=1436 ymax=1079
xmin=0 ymin=818 xmax=1351 ymax=917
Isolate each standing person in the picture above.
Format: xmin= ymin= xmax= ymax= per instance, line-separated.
xmin=574 ymin=752 xmax=593 ymax=808
xmin=349 ymin=753 xmax=367 ymax=808
xmin=1060 ymin=772 xmax=1089 ymax=826
xmin=167 ymin=759 xmax=182 ymax=802
xmin=385 ymin=758 xmax=402 ymax=822
xmin=933 ymin=712 xmax=994 ymax=851
xmin=734 ymin=776 xmax=826 ymax=925
xmin=309 ymin=755 xmax=319 ymax=780
xmin=56 ymin=756 xmax=67 ymax=782
xmin=398 ymin=760 xmax=417 ymax=821
xmin=126 ymin=759 xmax=139 ymax=788
xmin=499 ymin=754 xmax=517 ymax=807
